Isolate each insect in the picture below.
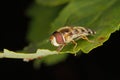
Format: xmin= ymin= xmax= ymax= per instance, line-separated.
xmin=49 ymin=26 xmax=96 ymax=52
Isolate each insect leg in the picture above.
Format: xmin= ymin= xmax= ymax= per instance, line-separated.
xmin=71 ymin=40 xmax=77 ymax=50
xmin=71 ymin=40 xmax=78 ymax=56
xmin=56 ymin=44 xmax=65 ymax=52
xmin=81 ymin=36 xmax=94 ymax=43
xmin=75 ymin=37 xmax=81 ymax=41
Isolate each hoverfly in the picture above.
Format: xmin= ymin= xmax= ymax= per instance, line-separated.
xmin=50 ymin=26 xmax=96 ymax=51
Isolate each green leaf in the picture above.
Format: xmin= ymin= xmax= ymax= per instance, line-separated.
xmin=35 ymin=0 xmax=70 ymax=6
xmin=27 ymin=0 xmax=120 ymax=53
xmin=25 ymin=0 xmax=120 ymax=66
xmin=0 ymin=0 xmax=119 ymax=67
xmin=51 ymin=0 xmax=120 ymax=53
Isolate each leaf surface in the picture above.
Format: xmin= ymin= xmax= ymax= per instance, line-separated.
xmin=25 ymin=0 xmax=120 ymax=66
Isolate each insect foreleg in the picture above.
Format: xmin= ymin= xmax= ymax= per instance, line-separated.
xmin=57 ymin=44 xmax=65 ymax=52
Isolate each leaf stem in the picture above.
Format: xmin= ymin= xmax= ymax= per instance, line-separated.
xmin=0 ymin=49 xmax=58 ymax=62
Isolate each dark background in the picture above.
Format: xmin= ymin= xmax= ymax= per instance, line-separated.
xmin=0 ymin=0 xmax=120 ymax=80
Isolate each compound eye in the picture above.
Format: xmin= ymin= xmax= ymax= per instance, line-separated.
xmin=53 ymin=32 xmax=65 ymax=44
